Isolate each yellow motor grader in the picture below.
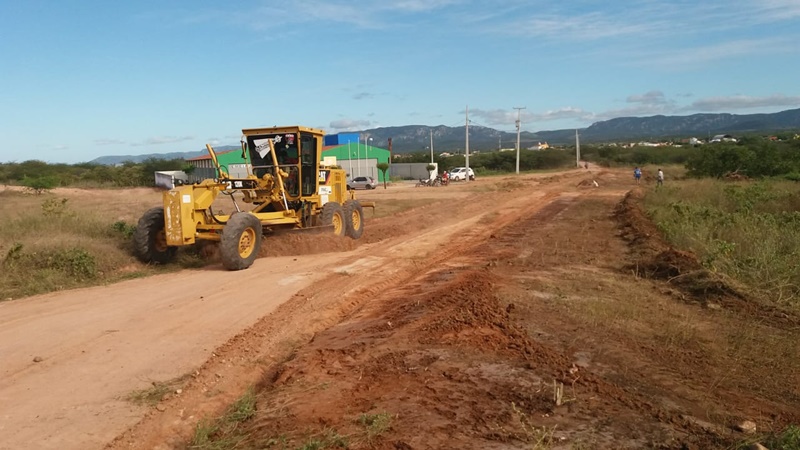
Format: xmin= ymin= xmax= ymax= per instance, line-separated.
xmin=133 ymin=125 xmax=368 ymax=270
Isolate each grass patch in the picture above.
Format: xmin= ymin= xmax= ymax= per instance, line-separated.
xmin=357 ymin=411 xmax=392 ymax=441
xmin=737 ymin=424 xmax=800 ymax=450
xmin=125 ymin=374 xmax=191 ymax=406
xmin=0 ymin=189 xmax=219 ymax=301
xmin=190 ymin=388 xmax=258 ymax=450
xmin=295 ymin=429 xmax=348 ymax=449
xmin=644 ymin=179 xmax=800 ymax=308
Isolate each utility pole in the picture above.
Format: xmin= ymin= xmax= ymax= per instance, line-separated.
xmin=514 ymin=106 xmax=526 ymax=174
xmin=575 ymin=129 xmax=581 ymax=167
xmin=347 ymin=141 xmax=353 ymax=179
xmin=429 ymin=129 xmax=434 ymax=163
xmin=465 ymin=105 xmax=470 ymax=182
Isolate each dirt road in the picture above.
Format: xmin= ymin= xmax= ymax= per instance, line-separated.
xmin=5 ymin=168 xmax=797 ymax=449
xmin=0 ymin=253 xmax=350 ymax=449
xmin=0 ymin=171 xmax=592 ymax=449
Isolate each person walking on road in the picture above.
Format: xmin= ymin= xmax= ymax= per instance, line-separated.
xmin=657 ymin=168 xmax=664 ymax=187
xmin=633 ymin=167 xmax=642 ymax=184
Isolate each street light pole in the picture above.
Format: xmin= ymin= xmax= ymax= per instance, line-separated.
xmin=348 ymin=141 xmax=353 ymax=179
xmin=514 ymin=106 xmax=526 ymax=174
xmin=361 ymin=133 xmax=369 ymax=178
xmin=430 ymin=129 xmax=434 ymax=163
xmin=367 ymin=136 xmax=373 ymax=178
xmin=465 ymin=105 xmax=470 ymax=183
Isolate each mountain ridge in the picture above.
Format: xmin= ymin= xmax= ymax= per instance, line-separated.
xmin=90 ymin=108 xmax=800 ymax=164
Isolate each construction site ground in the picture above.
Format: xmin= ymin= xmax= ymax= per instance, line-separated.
xmin=1 ymin=167 xmax=798 ymax=450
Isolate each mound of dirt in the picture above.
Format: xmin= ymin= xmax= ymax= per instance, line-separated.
xmin=232 ymin=267 xmax=588 ymax=449
xmin=262 ymin=231 xmax=358 ymax=256
xmin=615 ymin=189 xmax=745 ymax=300
xmin=612 ymin=189 xmax=800 ymax=331
xmin=576 ymin=179 xmax=600 ymax=188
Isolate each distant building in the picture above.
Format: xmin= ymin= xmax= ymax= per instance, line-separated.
xmin=185 ymin=150 xmax=247 ymax=182
xmin=710 ymin=134 xmax=737 ymax=143
xmin=321 ymin=142 xmax=391 ymax=182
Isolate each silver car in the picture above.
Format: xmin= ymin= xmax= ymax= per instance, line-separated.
xmin=347 ymin=176 xmax=377 ymax=190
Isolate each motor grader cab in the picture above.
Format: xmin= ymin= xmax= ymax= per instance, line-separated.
xmin=133 ymin=126 xmax=369 ymax=270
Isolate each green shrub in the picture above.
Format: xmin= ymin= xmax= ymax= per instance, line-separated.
xmin=764 ymin=424 xmax=800 ymax=450
xmin=645 ymin=179 xmax=800 ymax=307
xmin=112 ymin=221 xmax=137 ymax=239
xmin=4 ymin=244 xmax=97 ymax=279
xmin=21 ymin=175 xmax=58 ymax=194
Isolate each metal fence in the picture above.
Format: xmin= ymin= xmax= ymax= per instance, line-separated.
xmin=389 ymin=163 xmax=436 ymax=180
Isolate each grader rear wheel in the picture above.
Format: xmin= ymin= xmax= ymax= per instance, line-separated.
xmin=343 ymin=200 xmax=364 ymax=239
xmin=133 ymin=207 xmax=177 ymax=264
xmin=321 ymin=202 xmax=346 ymax=237
xmin=220 ymin=213 xmax=262 ymax=270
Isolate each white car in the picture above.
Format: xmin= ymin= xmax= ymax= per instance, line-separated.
xmin=449 ymin=167 xmax=475 ymax=181
xmin=347 ymin=176 xmax=377 ymax=190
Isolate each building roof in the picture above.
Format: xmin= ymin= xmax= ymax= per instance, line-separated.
xmin=186 ymin=149 xmax=236 ymax=161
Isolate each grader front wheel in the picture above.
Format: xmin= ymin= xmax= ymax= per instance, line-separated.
xmin=133 ymin=207 xmax=177 ymax=264
xmin=321 ymin=202 xmax=346 ymax=237
xmin=343 ymin=200 xmax=364 ymax=239
xmin=220 ymin=213 xmax=263 ymax=270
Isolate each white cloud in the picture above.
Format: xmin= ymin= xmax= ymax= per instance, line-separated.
xmin=530 ymin=107 xmax=595 ymax=123
xmin=686 ymin=94 xmax=800 ymax=111
xmin=131 ymin=136 xmax=194 ymax=147
xmin=628 ymin=37 xmax=793 ymax=67
xmin=627 ymin=91 xmax=669 ymax=106
xmin=94 ymin=139 xmax=126 ymax=146
xmin=329 ymin=119 xmax=371 ymax=131
xmin=468 ymin=108 xmax=517 ymax=126
xmin=382 ymin=0 xmax=461 ymax=12
xmin=753 ymin=0 xmax=800 ymax=21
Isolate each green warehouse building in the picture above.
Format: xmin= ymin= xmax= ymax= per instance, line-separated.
xmin=322 ymin=141 xmax=390 ymax=182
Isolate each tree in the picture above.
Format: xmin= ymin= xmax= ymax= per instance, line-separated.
xmin=376 ymin=162 xmax=389 ymax=189
xmin=21 ymin=175 xmax=57 ymax=194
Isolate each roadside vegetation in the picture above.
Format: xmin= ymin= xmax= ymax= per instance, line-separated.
xmin=582 ymin=135 xmax=800 ymax=180
xmin=0 ymin=189 xmax=206 ymax=300
xmin=643 ymin=180 xmax=800 ymax=310
xmin=0 ymin=158 xmax=192 ymax=189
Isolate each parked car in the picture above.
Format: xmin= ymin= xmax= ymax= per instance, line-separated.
xmin=347 ymin=176 xmax=377 ymax=190
xmin=449 ymin=167 xmax=475 ymax=181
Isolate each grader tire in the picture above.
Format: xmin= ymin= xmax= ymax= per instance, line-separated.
xmin=321 ymin=202 xmax=346 ymax=237
xmin=133 ymin=207 xmax=177 ymax=264
xmin=220 ymin=213 xmax=262 ymax=270
xmin=343 ymin=200 xmax=364 ymax=239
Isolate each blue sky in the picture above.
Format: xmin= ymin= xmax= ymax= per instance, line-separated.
xmin=2 ymin=0 xmax=799 ymax=163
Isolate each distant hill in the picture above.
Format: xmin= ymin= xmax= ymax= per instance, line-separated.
xmin=353 ymin=108 xmax=800 ymax=152
xmin=558 ymin=108 xmax=800 ymax=142
xmin=90 ymin=108 xmax=800 ymax=163
xmin=89 ymin=146 xmax=238 ymax=165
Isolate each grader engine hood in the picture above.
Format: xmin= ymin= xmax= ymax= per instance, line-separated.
xmin=163 ymin=183 xmax=220 ymax=246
